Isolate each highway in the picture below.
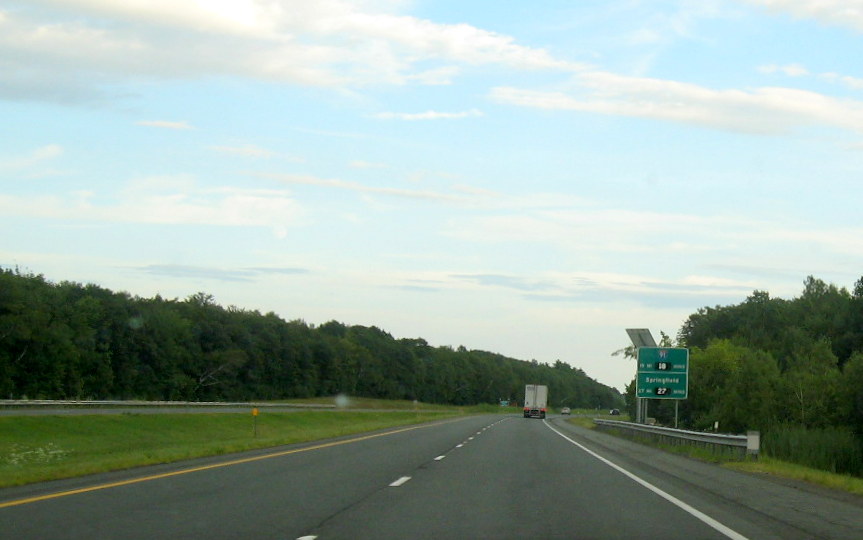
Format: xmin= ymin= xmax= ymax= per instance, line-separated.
xmin=2 ymin=414 xmax=862 ymax=539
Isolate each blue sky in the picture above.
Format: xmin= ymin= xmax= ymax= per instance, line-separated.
xmin=2 ymin=0 xmax=863 ymax=391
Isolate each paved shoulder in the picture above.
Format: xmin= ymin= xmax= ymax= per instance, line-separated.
xmin=546 ymin=417 xmax=863 ymax=540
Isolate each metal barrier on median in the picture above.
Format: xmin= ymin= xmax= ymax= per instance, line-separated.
xmin=0 ymin=399 xmax=335 ymax=409
xmin=593 ymin=418 xmax=759 ymax=460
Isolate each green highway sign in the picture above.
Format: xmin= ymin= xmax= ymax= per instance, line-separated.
xmin=637 ymin=347 xmax=689 ymax=399
xmin=637 ymin=372 xmax=687 ymax=398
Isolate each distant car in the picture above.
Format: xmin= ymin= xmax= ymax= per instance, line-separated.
xmin=561 ymin=407 xmax=571 ymax=415
xmin=609 ymin=408 xmax=620 ymax=415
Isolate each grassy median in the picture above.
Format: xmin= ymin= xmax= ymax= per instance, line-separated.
xmin=0 ymin=408 xmax=468 ymax=488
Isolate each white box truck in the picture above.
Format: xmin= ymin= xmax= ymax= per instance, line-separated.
xmin=523 ymin=384 xmax=548 ymax=419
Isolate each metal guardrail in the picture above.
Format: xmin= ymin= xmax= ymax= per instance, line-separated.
xmin=593 ymin=418 xmax=759 ymax=459
xmin=0 ymin=399 xmax=334 ymax=409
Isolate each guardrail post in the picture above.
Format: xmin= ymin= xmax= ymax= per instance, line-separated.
xmin=746 ymin=431 xmax=760 ymax=459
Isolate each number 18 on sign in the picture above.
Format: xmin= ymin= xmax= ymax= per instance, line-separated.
xmin=637 ymin=347 xmax=689 ymax=399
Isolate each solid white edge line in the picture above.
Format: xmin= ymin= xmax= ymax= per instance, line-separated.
xmin=543 ymin=421 xmax=749 ymax=540
xmin=389 ymin=476 xmax=411 ymax=487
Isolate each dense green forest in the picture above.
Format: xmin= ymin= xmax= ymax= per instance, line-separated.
xmin=625 ymin=276 xmax=863 ymax=475
xmin=635 ymin=275 xmax=863 ymax=433
xmin=0 ymin=268 xmax=621 ymax=409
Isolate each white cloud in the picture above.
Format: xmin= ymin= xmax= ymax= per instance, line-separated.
xmin=210 ymin=144 xmax=306 ymax=162
xmin=491 ymin=71 xmax=863 ymax=134
xmin=31 ymin=144 xmax=64 ymax=160
xmin=122 ymin=173 xmax=197 ymax=193
xmin=820 ymin=72 xmax=863 ymax=90
xmin=374 ymin=267 xmax=757 ymax=314
xmin=0 ymin=175 xmax=302 ymax=228
xmin=741 ymin=0 xmax=863 ymax=32
xmin=373 ymin=109 xmax=483 ymax=120
xmin=259 ymin=172 xmax=595 ymax=210
xmin=136 ymin=120 xmax=194 ymax=130
xmin=626 ymin=1 xmax=725 ymax=45
xmin=0 ymin=144 xmax=63 ymax=172
xmin=759 ymin=64 xmax=863 ymax=91
xmin=42 ymin=0 xmax=282 ymax=36
xmin=758 ymin=63 xmax=809 ymax=76
xmin=1 ymin=0 xmax=579 ymax=102
xmin=261 ymin=172 xmax=463 ymax=203
xmin=405 ymin=65 xmax=460 ymax=85
xmin=334 ymin=11 xmax=579 ymax=71
xmin=446 ymin=208 xmax=752 ymax=255
xmin=113 ymin=177 xmax=302 ymax=226
xmin=473 ymin=200 xmax=863 ymax=295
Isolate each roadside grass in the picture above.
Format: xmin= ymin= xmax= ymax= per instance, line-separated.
xmin=566 ymin=416 xmax=597 ymax=429
xmin=725 ymin=456 xmax=863 ymax=496
xmin=761 ymin=425 xmax=863 ymax=478
xmin=0 ymin=408 xmax=465 ymax=488
xmin=567 ymin=417 xmax=863 ymax=496
xmin=565 ymin=413 xmax=631 ymax=427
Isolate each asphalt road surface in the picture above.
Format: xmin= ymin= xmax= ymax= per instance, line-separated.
xmin=2 ymin=414 xmax=862 ymax=539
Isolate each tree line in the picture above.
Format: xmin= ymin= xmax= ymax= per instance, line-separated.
xmin=628 ymin=276 xmax=863 ymax=439
xmin=0 ymin=268 xmax=622 ymax=409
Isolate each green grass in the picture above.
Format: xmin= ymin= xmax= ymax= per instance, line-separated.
xmin=0 ymin=409 xmax=462 ymax=488
xmin=565 ymin=416 xmax=597 ymax=429
xmin=761 ymin=425 xmax=863 ymax=477
xmin=727 ymin=457 xmax=863 ymax=496
xmin=564 ymin=413 xmax=631 ymax=430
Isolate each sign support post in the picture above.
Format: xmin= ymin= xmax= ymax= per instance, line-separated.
xmin=626 ymin=329 xmax=657 ymax=424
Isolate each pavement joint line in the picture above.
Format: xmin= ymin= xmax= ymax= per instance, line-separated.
xmin=0 ymin=418 xmax=466 ymax=509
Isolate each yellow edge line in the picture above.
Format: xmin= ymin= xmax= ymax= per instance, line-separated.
xmin=0 ymin=418 xmax=462 ymax=509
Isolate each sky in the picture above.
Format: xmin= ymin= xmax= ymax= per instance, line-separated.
xmin=2 ymin=0 xmax=863 ymax=392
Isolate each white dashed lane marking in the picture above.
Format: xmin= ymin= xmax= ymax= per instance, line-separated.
xmin=297 ymin=420 xmax=508 ymax=540
xmin=389 ymin=476 xmax=412 ymax=487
